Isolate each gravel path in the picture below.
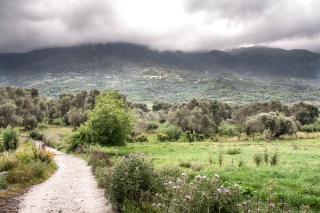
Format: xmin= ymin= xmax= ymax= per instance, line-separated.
xmin=19 ymin=143 xmax=112 ymax=213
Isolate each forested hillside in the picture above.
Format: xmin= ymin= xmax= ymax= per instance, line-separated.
xmin=1 ymin=43 xmax=320 ymax=106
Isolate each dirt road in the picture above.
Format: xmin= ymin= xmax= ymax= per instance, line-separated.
xmin=19 ymin=144 xmax=112 ymax=213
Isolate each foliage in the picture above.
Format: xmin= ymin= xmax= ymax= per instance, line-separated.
xmin=87 ymin=90 xmax=134 ymax=146
xmin=134 ymin=134 xmax=149 ymax=142
xmin=253 ymin=152 xmax=263 ymax=167
xmin=67 ymin=124 xmax=92 ymax=150
xmin=88 ymin=149 xmax=112 ymax=170
xmin=157 ymin=123 xmax=181 ymax=141
xmin=269 ymin=149 xmax=279 ymax=166
xmin=30 ymin=130 xmax=44 ymax=140
xmin=218 ymin=121 xmax=241 ymax=137
xmin=0 ymin=140 xmax=57 ymax=191
xmin=67 ymin=107 xmax=87 ymax=129
xmin=52 ymin=118 xmax=66 ymax=126
xmin=157 ymin=133 xmax=169 ymax=142
xmin=186 ymin=130 xmax=194 ymax=142
xmin=246 ymin=111 xmax=300 ymax=138
xmin=226 ymin=147 xmax=242 ymax=155
xmin=98 ymin=152 xmax=161 ymax=212
xmin=1 ymin=125 xmax=19 ymax=151
xmin=147 ymin=121 xmax=159 ymax=130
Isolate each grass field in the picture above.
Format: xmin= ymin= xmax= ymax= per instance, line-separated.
xmin=40 ymin=126 xmax=320 ymax=210
xmin=101 ymin=137 xmax=320 ymax=210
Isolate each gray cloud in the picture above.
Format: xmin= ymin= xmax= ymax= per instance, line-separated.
xmin=0 ymin=0 xmax=320 ymax=53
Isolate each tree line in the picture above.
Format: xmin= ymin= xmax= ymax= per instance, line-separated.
xmin=0 ymin=86 xmax=319 ymax=145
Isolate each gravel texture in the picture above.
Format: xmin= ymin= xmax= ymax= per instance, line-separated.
xmin=18 ymin=143 xmax=112 ymax=213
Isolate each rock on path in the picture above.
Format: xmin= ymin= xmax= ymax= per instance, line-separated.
xmin=19 ymin=144 xmax=112 ymax=213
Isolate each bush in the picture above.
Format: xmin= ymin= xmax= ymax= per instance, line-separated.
xmin=152 ymin=173 xmax=239 ymax=213
xmin=270 ymin=149 xmax=279 ymax=166
xmin=52 ymin=118 xmax=66 ymax=126
xmin=98 ymin=152 xmax=161 ymax=212
xmin=134 ymin=134 xmax=148 ymax=142
xmin=37 ymin=122 xmax=48 ymax=130
xmin=148 ymin=121 xmax=159 ymax=130
xmin=157 ymin=133 xmax=168 ymax=142
xmin=253 ymin=152 xmax=263 ymax=167
xmin=1 ymin=126 xmax=19 ymax=151
xmin=179 ymin=161 xmax=191 ymax=168
xmin=186 ymin=130 xmax=195 ymax=142
xmin=191 ymin=161 xmax=205 ymax=171
xmin=158 ymin=124 xmax=181 ymax=141
xmin=226 ymin=147 xmax=242 ymax=155
xmin=89 ymin=150 xmax=112 ymax=170
xmin=196 ymin=134 xmax=205 ymax=141
xmin=29 ymin=130 xmax=44 ymax=140
xmin=0 ymin=175 xmax=8 ymax=189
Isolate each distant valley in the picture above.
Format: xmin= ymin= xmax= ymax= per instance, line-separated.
xmin=1 ymin=43 xmax=320 ymax=106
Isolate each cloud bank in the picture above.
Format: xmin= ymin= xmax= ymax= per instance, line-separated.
xmin=1 ymin=0 xmax=320 ymax=53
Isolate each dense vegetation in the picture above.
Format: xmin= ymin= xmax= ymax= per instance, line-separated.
xmin=1 ymin=85 xmax=320 ymax=212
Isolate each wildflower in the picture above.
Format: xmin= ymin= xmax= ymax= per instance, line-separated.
xmin=190 ymin=182 xmax=194 ymax=185
xmin=182 ymin=173 xmax=187 ymax=177
xmin=237 ymin=204 xmax=241 ymax=207
xmin=186 ymin=195 xmax=191 ymax=200
xmin=125 ymin=172 xmax=128 ymax=176
xmin=152 ymin=203 xmax=155 ymax=206
xmin=196 ymin=174 xmax=201 ymax=179
xmin=243 ymin=201 xmax=247 ymax=205
xmin=217 ymin=188 xmax=222 ymax=193
xmin=215 ymin=174 xmax=219 ymax=178
xmin=177 ymin=178 xmax=182 ymax=183
xmin=155 ymin=193 xmax=158 ymax=196
xmin=173 ymin=186 xmax=177 ymax=189
xmin=168 ymin=181 xmax=173 ymax=185
xmin=248 ymin=210 xmax=251 ymax=213
xmin=268 ymin=203 xmax=275 ymax=208
xmin=158 ymin=203 xmax=162 ymax=207
xmin=224 ymin=188 xmax=230 ymax=193
xmin=110 ymin=184 xmax=114 ymax=188
xmin=234 ymin=183 xmax=239 ymax=188
xmin=202 ymin=192 xmax=206 ymax=196
xmin=202 ymin=175 xmax=207 ymax=179
xmin=247 ymin=200 xmax=252 ymax=204
xmin=135 ymin=167 xmax=139 ymax=170
xmin=111 ymin=172 xmax=114 ymax=175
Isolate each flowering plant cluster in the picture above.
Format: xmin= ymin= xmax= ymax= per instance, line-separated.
xmin=96 ymin=152 xmax=296 ymax=212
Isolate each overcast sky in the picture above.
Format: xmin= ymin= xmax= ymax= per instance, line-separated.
xmin=1 ymin=0 xmax=320 ymax=53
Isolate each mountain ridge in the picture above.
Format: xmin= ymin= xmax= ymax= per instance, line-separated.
xmin=1 ymin=43 xmax=320 ymax=79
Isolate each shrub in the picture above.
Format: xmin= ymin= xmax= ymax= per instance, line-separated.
xmin=270 ymin=149 xmax=279 ymax=166
xmin=37 ymin=122 xmax=48 ymax=130
xmin=226 ymin=147 xmax=242 ymax=155
xmin=134 ymin=134 xmax=148 ymax=142
xmin=148 ymin=121 xmax=159 ymax=130
xmin=100 ymin=152 xmax=161 ymax=212
xmin=158 ymin=124 xmax=181 ymax=141
xmin=52 ymin=118 xmax=65 ymax=126
xmin=29 ymin=130 xmax=44 ymax=140
xmin=0 ymin=152 xmax=18 ymax=172
xmin=179 ymin=161 xmax=191 ymax=168
xmin=89 ymin=150 xmax=112 ymax=170
xmin=157 ymin=133 xmax=168 ymax=142
xmin=196 ymin=134 xmax=205 ymax=141
xmin=152 ymin=173 xmax=239 ymax=213
xmin=191 ymin=161 xmax=205 ymax=171
xmin=0 ymin=175 xmax=8 ymax=189
xmin=186 ymin=130 xmax=195 ymax=142
xmin=33 ymin=149 xmax=55 ymax=163
xmin=2 ymin=125 xmax=19 ymax=151
xmin=253 ymin=152 xmax=263 ymax=167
